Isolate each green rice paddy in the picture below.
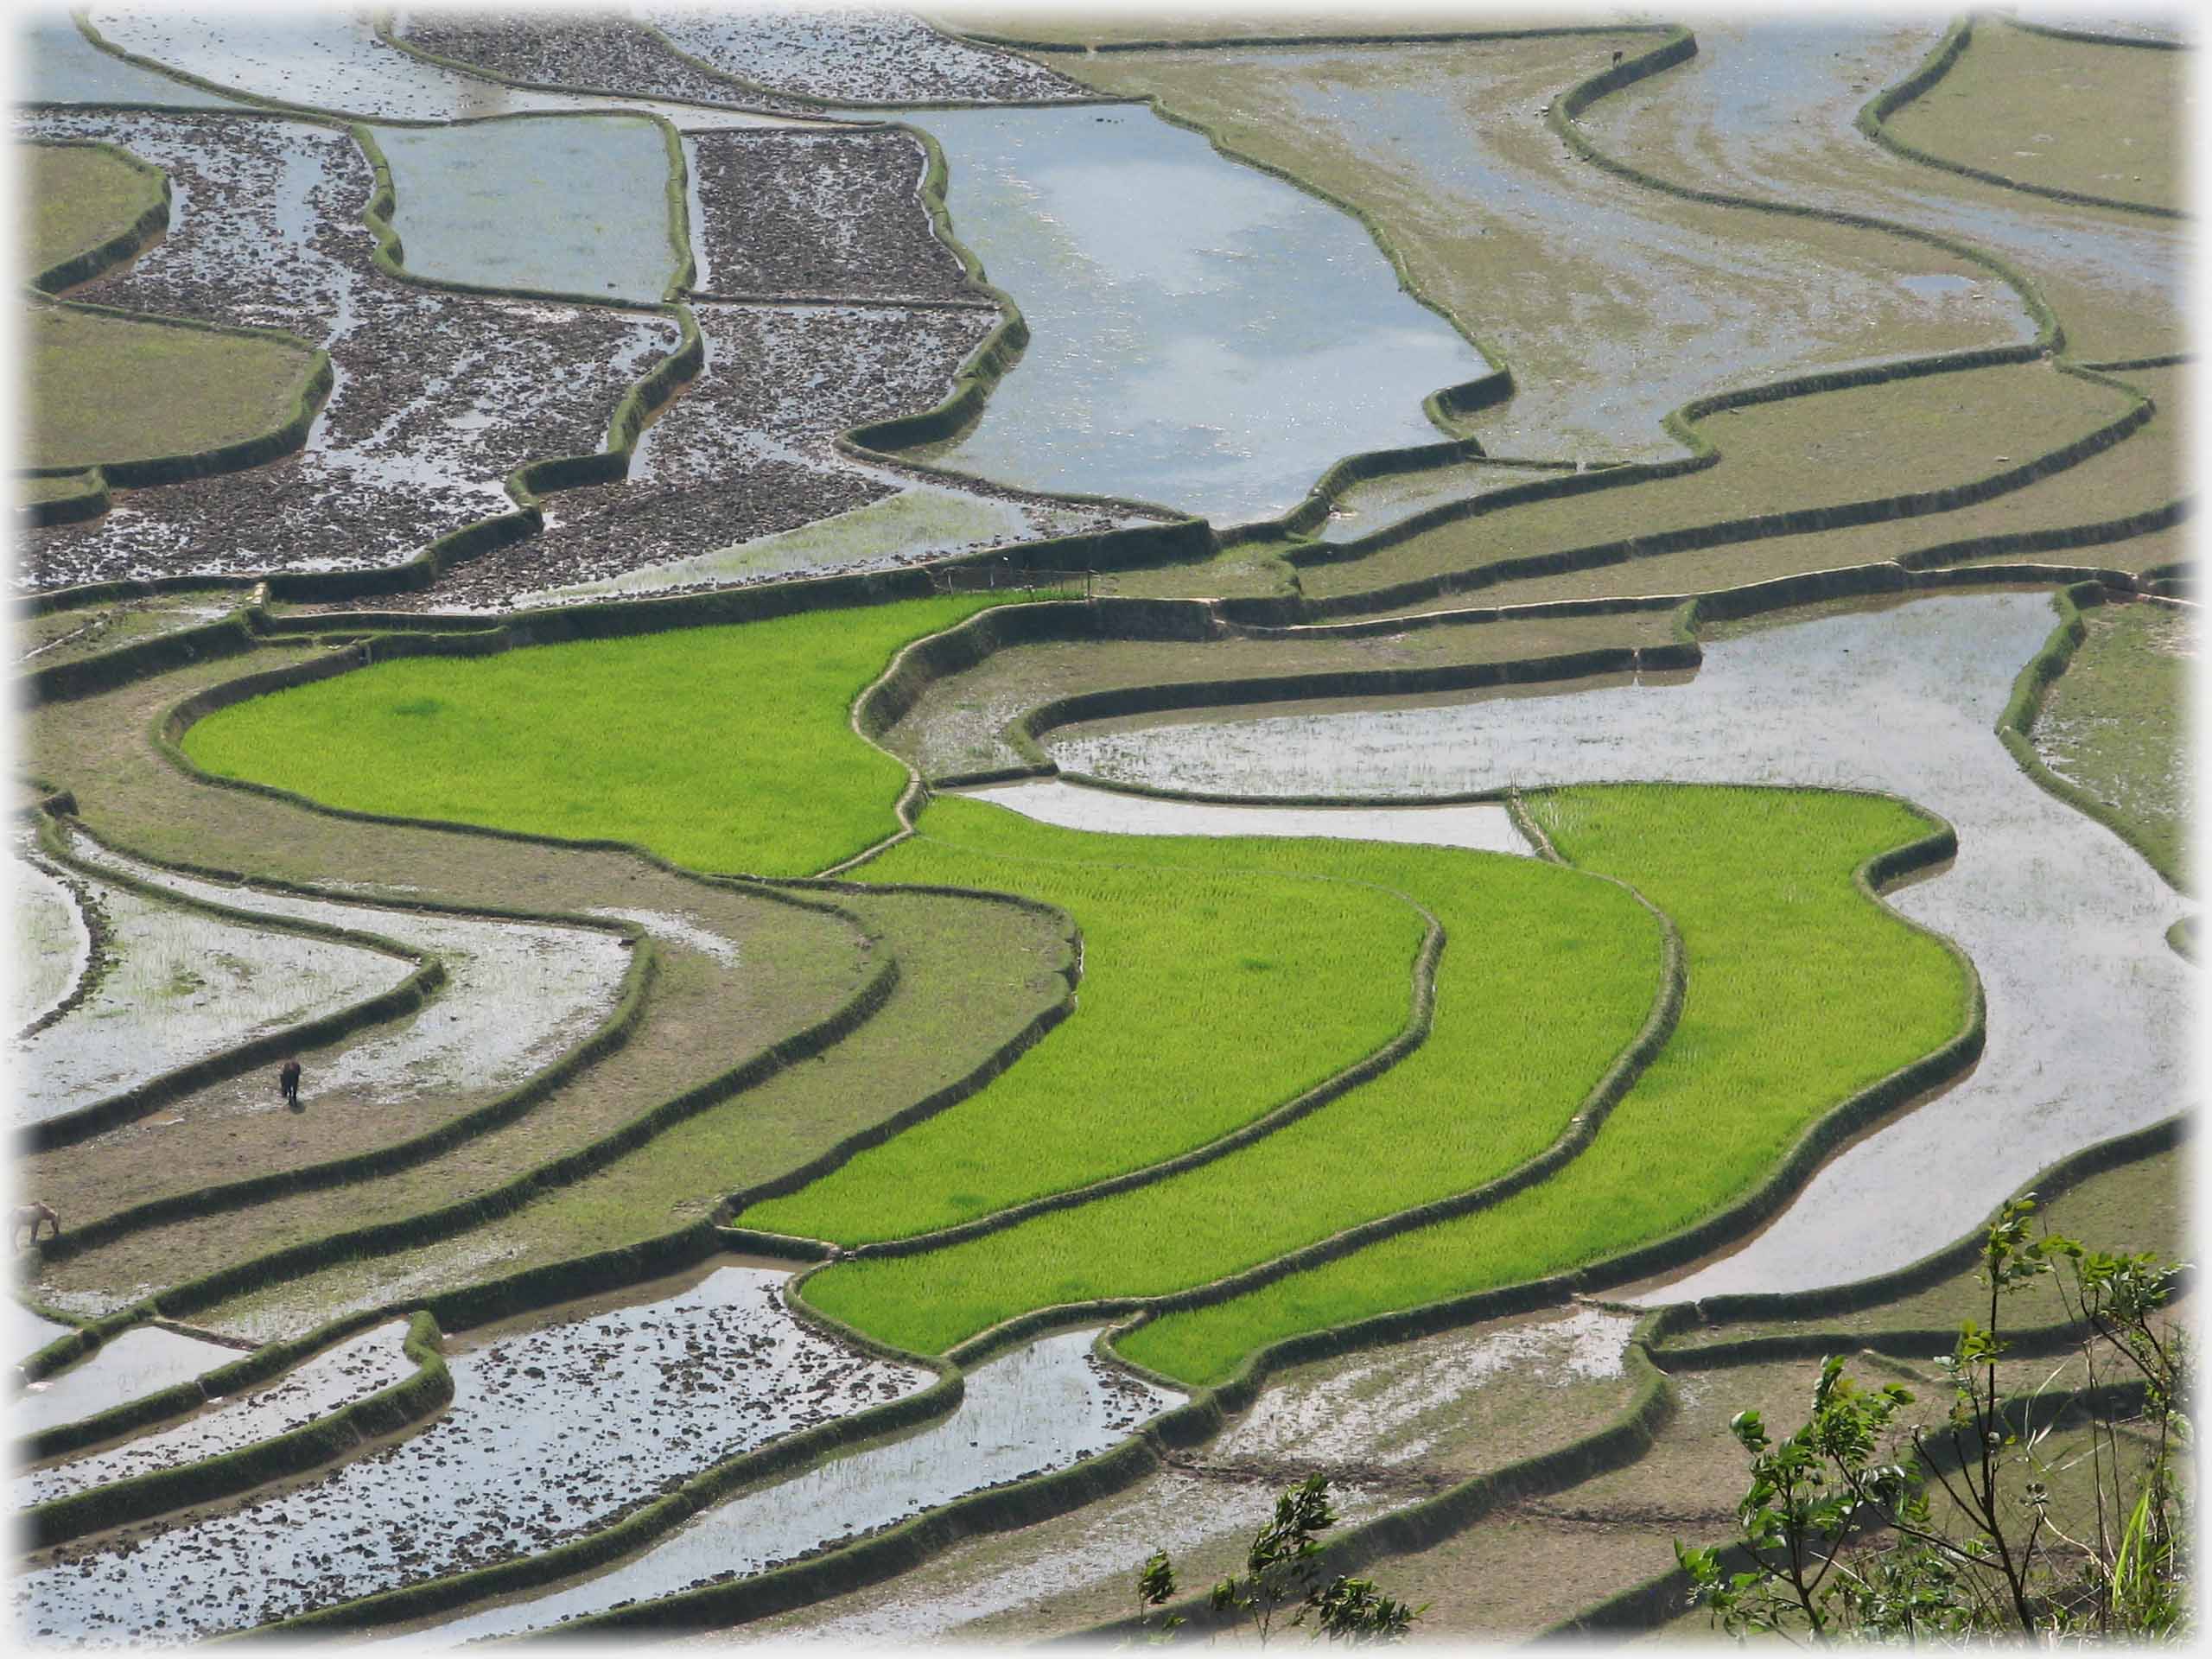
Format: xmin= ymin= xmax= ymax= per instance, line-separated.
xmin=791 ymin=810 xmax=1663 ymax=1352
xmin=178 ymin=597 xmax=1002 ymax=878
xmin=1115 ymin=783 xmax=1972 ymax=1385
xmin=741 ymin=794 xmax=1436 ymax=1240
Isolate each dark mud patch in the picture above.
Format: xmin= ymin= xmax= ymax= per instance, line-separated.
xmin=689 ymin=128 xmax=975 ymax=301
xmin=391 ymin=12 xmax=817 ymax=115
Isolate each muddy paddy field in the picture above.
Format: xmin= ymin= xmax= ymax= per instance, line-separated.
xmin=10 ymin=6 xmax=2198 ymax=1648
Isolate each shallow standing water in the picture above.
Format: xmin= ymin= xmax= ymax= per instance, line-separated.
xmin=80 ymin=5 xmax=812 ymax=130
xmin=1048 ymin=593 xmax=2193 ymax=1295
xmin=369 ymin=115 xmax=681 ymax=302
xmin=963 ymin=779 xmax=1530 ymax=856
xmin=16 ymin=1266 xmax=929 ymax=1643
xmin=8 ymin=1322 xmax=245 ymax=1440
xmin=62 ymin=827 xmax=635 ymax=1110
xmin=18 ymin=16 xmax=246 ymax=106
xmin=404 ymin=1326 xmax=1180 ymax=1643
xmin=874 ymin=102 xmax=1493 ymax=525
xmin=13 ymin=853 xmax=414 ymax=1130
xmin=15 ymin=1319 xmax=416 ymax=1510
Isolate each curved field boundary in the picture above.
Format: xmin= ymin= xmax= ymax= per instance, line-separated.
xmin=1859 ymin=16 xmax=2188 ymax=221
xmin=350 ymin=111 xmax=697 ymax=308
xmin=817 ymin=790 xmax=1971 ymax=1376
xmin=1256 ymin=369 xmax=2153 ymax=625
xmin=1543 ymin=1114 xmax=2190 ymax=1638
xmin=368 ymin=10 xmax=1120 ymax=117
xmin=785 ymin=891 xmax=1450 ymax=1262
xmin=1993 ymin=577 xmax=2191 ymax=893
xmin=364 ymin=16 xmax=844 ymax=125
xmin=22 ymin=296 xmax=334 ymax=488
xmin=775 ymin=851 xmax=1681 ymax=1360
xmin=25 ymin=840 xmax=661 ymax=1268
xmin=22 ymin=601 xmax=275 ymax=706
xmin=26 ymin=136 xmax=172 ymax=293
xmin=19 ymin=808 xmax=445 ymax=1154
xmin=20 ymin=468 xmax=114 ymax=529
xmin=19 ymin=1311 xmax=449 ymax=1550
xmin=2005 ymin=17 xmax=2190 ymax=52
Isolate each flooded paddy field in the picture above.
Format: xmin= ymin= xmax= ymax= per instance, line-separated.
xmin=20 ymin=14 xmax=245 ymax=107
xmin=14 ymin=1265 xmax=928 ymax=1643
xmin=722 ymin=1305 xmax=1639 ymax=1644
xmin=15 ymin=110 xmax=682 ymax=594
xmin=645 ymin=7 xmax=1090 ymax=105
xmin=8 ymin=1303 xmax=75 ymax=1367
xmin=686 ymin=128 xmax=974 ymax=301
xmin=370 ymin=114 xmax=681 ymax=302
xmin=13 ymin=847 xmax=94 ymax=1035
xmin=78 ymin=5 xmax=806 ymax=130
xmin=391 ymin=300 xmax=1127 ymax=609
xmin=388 ymin=11 xmax=818 ymax=116
xmin=13 ymin=836 xmax=416 ymax=1132
xmin=1051 ymin=591 xmax=2191 ymax=1296
xmin=14 ymin=1317 xmax=416 ymax=1510
xmin=403 ymin=1326 xmax=1179 ymax=1642
xmin=878 ymin=607 xmax=1681 ymax=779
xmin=964 ymin=778 xmax=1531 ymax=855
xmin=8 ymin=1321 xmax=246 ymax=1441
xmin=1063 ymin=34 xmax=2029 ymax=465
xmin=890 ymin=100 xmax=1493 ymax=524
xmin=12 ymin=824 xmax=639 ymax=1247
xmin=1577 ymin=16 xmax=2188 ymax=364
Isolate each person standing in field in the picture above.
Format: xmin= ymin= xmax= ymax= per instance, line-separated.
xmin=280 ymin=1057 xmax=303 ymax=1111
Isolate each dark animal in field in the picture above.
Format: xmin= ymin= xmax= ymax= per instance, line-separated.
xmin=280 ymin=1057 xmax=303 ymax=1111
xmin=14 ymin=1202 xmax=60 ymax=1249
xmin=1613 ymin=49 xmax=1624 ymax=64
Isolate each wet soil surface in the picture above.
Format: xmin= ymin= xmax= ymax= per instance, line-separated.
xmin=644 ymin=9 xmax=1092 ymax=106
xmin=16 ymin=1319 xmax=416 ymax=1510
xmin=410 ymin=1327 xmax=1179 ymax=1642
xmin=15 ymin=110 xmax=679 ymax=594
xmin=16 ymin=1268 xmax=928 ymax=1643
xmin=15 ymin=845 xmax=414 ymax=1131
xmin=390 ymin=11 xmax=819 ymax=115
xmin=688 ymin=128 xmax=976 ymax=300
xmin=8 ymin=1323 xmax=247 ymax=1441
xmin=360 ymin=301 xmax=1123 ymax=612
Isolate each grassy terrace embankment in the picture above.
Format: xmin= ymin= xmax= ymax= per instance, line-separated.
xmin=1116 ymin=783 xmax=1970 ymax=1384
xmin=26 ymin=305 xmax=322 ymax=474
xmin=24 ymin=140 xmax=166 ymax=285
xmin=1879 ymin=16 xmax=2185 ymax=216
xmin=743 ymin=797 xmax=1437 ymax=1241
xmin=1284 ymin=361 xmax=2141 ymax=610
xmin=178 ymin=597 xmax=1001 ymax=878
xmin=785 ymin=795 xmax=1662 ymax=1351
xmin=2031 ymin=598 xmax=2196 ymax=890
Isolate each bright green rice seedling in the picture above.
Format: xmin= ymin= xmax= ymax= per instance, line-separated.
xmin=179 ymin=597 xmax=1000 ymax=878
xmin=796 ymin=823 xmax=1663 ymax=1354
xmin=741 ymin=795 xmax=1435 ymax=1241
xmin=1117 ymin=784 xmax=1970 ymax=1385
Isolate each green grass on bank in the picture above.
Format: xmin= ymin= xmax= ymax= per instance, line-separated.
xmin=792 ymin=804 xmax=1662 ymax=1353
xmin=1117 ymin=784 xmax=1972 ymax=1385
xmin=2034 ymin=600 xmax=2195 ymax=890
xmin=1883 ymin=17 xmax=2186 ymax=214
xmin=23 ymin=142 xmax=163 ymax=286
xmin=25 ymin=304 xmax=318 ymax=472
xmin=179 ymin=597 xmax=1001 ymax=878
xmin=742 ymin=795 xmax=1439 ymax=1243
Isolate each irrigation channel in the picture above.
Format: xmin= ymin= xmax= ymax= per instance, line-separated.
xmin=1045 ymin=590 xmax=2192 ymax=1299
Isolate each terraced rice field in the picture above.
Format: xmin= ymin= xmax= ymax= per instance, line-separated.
xmin=10 ymin=8 xmax=2194 ymax=1647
